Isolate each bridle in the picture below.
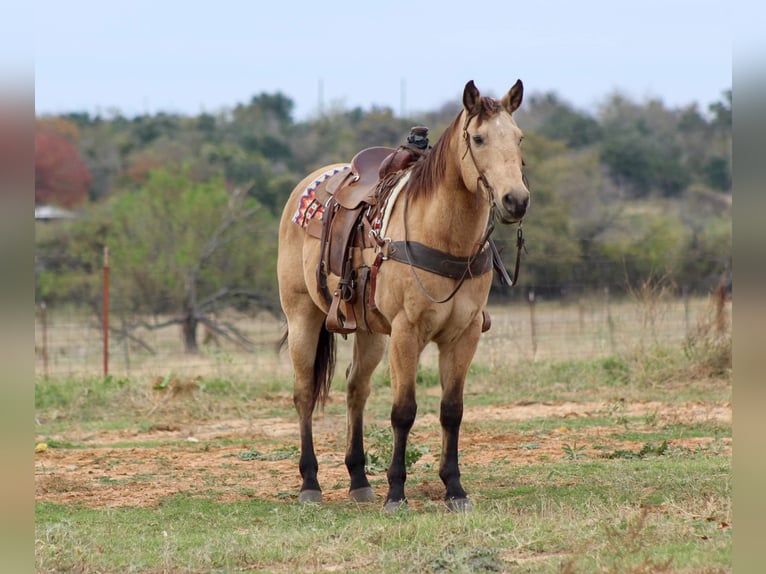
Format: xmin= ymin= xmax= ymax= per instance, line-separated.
xmin=402 ymin=109 xmax=526 ymax=303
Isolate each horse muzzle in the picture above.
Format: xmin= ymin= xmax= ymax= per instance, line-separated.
xmin=499 ymin=190 xmax=529 ymax=223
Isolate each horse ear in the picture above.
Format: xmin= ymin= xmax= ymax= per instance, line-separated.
xmin=463 ymin=80 xmax=481 ymax=115
xmin=502 ymin=79 xmax=524 ymax=114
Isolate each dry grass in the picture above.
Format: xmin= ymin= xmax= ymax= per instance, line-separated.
xmin=35 ymin=295 xmax=725 ymax=381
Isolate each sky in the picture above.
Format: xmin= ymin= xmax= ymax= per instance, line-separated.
xmin=31 ymin=0 xmax=743 ymax=121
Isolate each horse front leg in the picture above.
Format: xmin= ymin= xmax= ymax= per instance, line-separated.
xmin=437 ymin=318 xmax=482 ymax=512
xmin=345 ymin=331 xmax=386 ymax=502
xmin=384 ymin=320 xmax=421 ymax=512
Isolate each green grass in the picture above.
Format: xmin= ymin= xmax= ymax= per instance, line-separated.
xmin=36 ymin=450 xmax=731 ymax=573
xmin=35 ymin=339 xmax=731 ymax=573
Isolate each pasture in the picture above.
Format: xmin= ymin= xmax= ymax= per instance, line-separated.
xmin=34 ymin=297 xmax=731 ymax=573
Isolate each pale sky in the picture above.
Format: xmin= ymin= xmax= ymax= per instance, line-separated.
xmin=32 ymin=0 xmax=740 ymax=120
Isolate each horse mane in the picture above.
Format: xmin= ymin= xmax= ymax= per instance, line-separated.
xmin=407 ymin=96 xmax=501 ymax=200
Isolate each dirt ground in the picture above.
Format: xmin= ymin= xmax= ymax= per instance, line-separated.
xmin=35 ymin=395 xmax=731 ymax=509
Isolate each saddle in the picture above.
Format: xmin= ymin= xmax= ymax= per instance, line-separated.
xmin=326 ymin=146 xmax=396 ymax=209
xmin=314 ymin=146 xmax=412 ymax=334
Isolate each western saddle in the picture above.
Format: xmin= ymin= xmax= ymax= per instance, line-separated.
xmin=299 ymin=144 xmax=426 ymax=334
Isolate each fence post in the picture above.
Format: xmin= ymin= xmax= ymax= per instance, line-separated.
xmin=605 ymin=286 xmax=615 ymax=354
xmin=103 ymin=246 xmax=110 ymax=378
xmin=528 ymin=289 xmax=537 ymax=360
xmin=120 ymin=305 xmax=131 ymax=377
xmin=40 ymin=301 xmax=49 ymax=379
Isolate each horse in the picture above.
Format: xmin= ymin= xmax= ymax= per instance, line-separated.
xmin=277 ymin=80 xmax=529 ymax=512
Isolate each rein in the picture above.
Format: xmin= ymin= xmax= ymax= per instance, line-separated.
xmin=399 ymin=111 xmax=525 ymax=303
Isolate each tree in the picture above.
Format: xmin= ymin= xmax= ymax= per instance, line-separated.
xmin=35 ymin=122 xmax=93 ymax=207
xmin=107 ymin=168 xmax=280 ymax=353
xmin=523 ymin=92 xmax=602 ymax=148
xmin=492 ymin=133 xmax=583 ymax=296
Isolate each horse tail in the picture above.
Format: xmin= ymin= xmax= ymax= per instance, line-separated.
xmin=278 ymin=324 xmax=336 ymax=411
xmin=312 ymin=323 xmax=336 ymax=410
xmin=277 ymin=327 xmax=289 ymax=353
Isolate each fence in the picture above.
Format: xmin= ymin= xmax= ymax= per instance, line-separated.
xmin=34 ymin=284 xmax=728 ymax=381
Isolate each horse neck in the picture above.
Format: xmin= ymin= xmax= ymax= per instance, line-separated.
xmin=407 ymin=138 xmax=491 ymax=257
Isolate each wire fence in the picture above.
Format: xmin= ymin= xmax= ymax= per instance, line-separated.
xmin=34 ymin=279 xmax=729 ymax=382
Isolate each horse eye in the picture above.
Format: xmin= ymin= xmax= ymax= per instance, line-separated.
xmin=472 ymin=134 xmax=484 ymax=145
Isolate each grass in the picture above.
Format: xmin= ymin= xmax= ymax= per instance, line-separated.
xmin=36 ymin=450 xmax=731 ymax=573
xmin=34 ymin=300 xmax=731 ymax=573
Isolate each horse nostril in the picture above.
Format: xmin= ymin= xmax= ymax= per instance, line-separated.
xmin=502 ymin=193 xmax=528 ymax=217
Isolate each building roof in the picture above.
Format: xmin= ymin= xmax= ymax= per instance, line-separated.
xmin=35 ymin=205 xmax=78 ymax=220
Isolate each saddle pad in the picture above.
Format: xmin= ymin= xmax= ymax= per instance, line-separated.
xmin=292 ymin=166 xmax=350 ymax=228
xmin=375 ymin=170 xmax=412 ymax=239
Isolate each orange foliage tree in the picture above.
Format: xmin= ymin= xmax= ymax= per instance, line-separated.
xmin=35 ymin=120 xmax=92 ymax=207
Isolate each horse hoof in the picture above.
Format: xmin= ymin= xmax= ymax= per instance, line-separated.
xmin=298 ymin=490 xmax=322 ymax=504
xmin=446 ymin=497 xmax=473 ymax=513
xmin=349 ymin=486 xmax=376 ymax=503
xmin=383 ymin=499 xmax=409 ymax=513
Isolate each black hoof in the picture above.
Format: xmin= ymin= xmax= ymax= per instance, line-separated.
xmin=298 ymin=490 xmax=322 ymax=504
xmin=383 ymin=499 xmax=409 ymax=513
xmin=446 ymin=497 xmax=473 ymax=513
xmin=349 ymin=486 xmax=376 ymax=503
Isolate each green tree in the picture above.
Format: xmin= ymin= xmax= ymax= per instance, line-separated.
xmin=598 ymin=95 xmax=692 ymax=198
xmin=35 ymin=207 xmax=110 ymax=309
xmin=492 ymin=133 xmax=582 ymax=295
xmin=523 ymin=92 xmax=602 ymax=148
xmin=107 ymin=168 xmax=279 ymax=353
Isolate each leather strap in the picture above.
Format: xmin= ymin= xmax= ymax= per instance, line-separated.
xmin=368 ymin=252 xmax=384 ymax=310
xmin=386 ymin=240 xmax=493 ymax=280
xmin=326 ymin=289 xmax=357 ymax=334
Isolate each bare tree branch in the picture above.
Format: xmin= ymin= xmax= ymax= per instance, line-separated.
xmin=198 ymin=316 xmax=254 ymax=350
xmin=109 ymin=327 xmax=157 ymax=355
xmin=197 ymin=287 xmax=283 ymax=317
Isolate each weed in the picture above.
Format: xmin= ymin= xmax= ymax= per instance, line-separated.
xmin=643 ymin=412 xmax=658 ymax=427
xmin=601 ymin=356 xmax=630 ymax=385
xmin=236 ymin=445 xmax=298 ymax=462
xmin=684 ymin=282 xmax=732 ymax=378
xmin=364 ymin=425 xmax=428 ymax=475
xmin=604 ymin=440 xmax=668 ymax=460
xmin=602 ymin=509 xmax=675 ymax=573
xmin=606 ymin=398 xmax=630 ymax=428
xmin=626 ymin=272 xmax=676 ymax=350
xmin=562 ymin=441 xmax=588 ymax=460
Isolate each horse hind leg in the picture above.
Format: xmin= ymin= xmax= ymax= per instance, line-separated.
xmin=284 ymin=305 xmax=336 ymax=503
xmin=344 ymin=331 xmax=387 ymax=503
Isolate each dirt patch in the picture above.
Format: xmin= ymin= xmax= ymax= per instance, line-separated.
xmin=35 ymin=400 xmax=730 ymax=509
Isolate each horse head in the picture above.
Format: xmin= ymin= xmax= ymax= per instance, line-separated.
xmin=458 ymin=80 xmax=530 ymax=224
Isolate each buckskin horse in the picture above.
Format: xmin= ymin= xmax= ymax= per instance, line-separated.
xmin=277 ymin=80 xmax=529 ymax=512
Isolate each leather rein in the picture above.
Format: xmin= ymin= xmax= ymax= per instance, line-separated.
xmin=398 ymin=110 xmax=526 ymax=304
